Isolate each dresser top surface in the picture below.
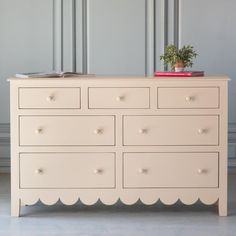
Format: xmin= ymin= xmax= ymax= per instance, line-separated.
xmin=8 ymin=75 xmax=230 ymax=82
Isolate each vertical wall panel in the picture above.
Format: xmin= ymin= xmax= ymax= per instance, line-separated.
xmin=53 ymin=0 xmax=63 ymax=71
xmin=179 ymin=0 xmax=236 ymax=122
xmin=0 ymin=124 xmax=10 ymax=173
xmin=0 ymin=0 xmax=55 ymax=123
xmin=155 ymin=0 xmax=167 ymax=71
xmin=75 ymin=0 xmax=84 ymax=73
xmin=146 ymin=0 xmax=155 ymax=75
xmin=62 ymin=0 xmax=77 ymax=71
xmin=179 ymin=0 xmax=236 ymax=165
xmin=1 ymin=0 xmax=235 ymax=171
xmin=0 ymin=0 xmax=57 ymax=172
xmin=86 ymin=0 xmax=147 ymax=76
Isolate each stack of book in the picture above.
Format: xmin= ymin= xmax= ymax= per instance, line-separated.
xmin=154 ymin=71 xmax=204 ymax=77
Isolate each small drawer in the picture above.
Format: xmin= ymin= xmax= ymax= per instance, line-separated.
xmin=89 ymin=87 xmax=150 ymax=109
xmin=123 ymin=115 xmax=218 ymax=146
xmin=157 ymin=87 xmax=219 ymax=108
xmin=123 ymin=153 xmax=218 ymax=188
xmin=20 ymin=116 xmax=115 ymax=146
xmin=20 ymin=153 xmax=115 ymax=188
xmin=19 ymin=87 xmax=81 ymax=109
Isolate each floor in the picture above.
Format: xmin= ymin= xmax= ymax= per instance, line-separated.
xmin=0 ymin=174 xmax=236 ymax=236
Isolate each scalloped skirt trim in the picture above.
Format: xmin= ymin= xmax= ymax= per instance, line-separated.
xmin=19 ymin=193 xmax=219 ymax=206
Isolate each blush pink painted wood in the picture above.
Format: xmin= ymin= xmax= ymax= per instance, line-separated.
xmin=123 ymin=152 xmax=219 ymax=188
xmin=19 ymin=87 xmax=81 ymax=109
xmin=9 ymin=76 xmax=229 ymax=217
xmin=20 ymin=153 xmax=115 ymax=188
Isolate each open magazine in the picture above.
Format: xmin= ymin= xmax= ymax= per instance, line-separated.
xmin=15 ymin=71 xmax=94 ymax=78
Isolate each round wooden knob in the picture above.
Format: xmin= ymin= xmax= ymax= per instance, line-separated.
xmin=94 ymin=169 xmax=103 ymax=174
xmin=198 ymin=128 xmax=205 ymax=134
xmin=35 ymin=169 xmax=43 ymax=174
xmin=116 ymin=96 xmax=124 ymax=101
xmin=47 ymin=95 xmax=55 ymax=102
xmin=138 ymin=129 xmax=147 ymax=134
xmin=138 ymin=168 xmax=148 ymax=174
xmin=197 ymin=169 xmax=206 ymax=174
xmin=35 ymin=128 xmax=43 ymax=134
xmin=185 ymin=96 xmax=192 ymax=102
xmin=94 ymin=129 xmax=102 ymax=134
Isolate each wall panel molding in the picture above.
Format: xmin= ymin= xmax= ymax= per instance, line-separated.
xmin=86 ymin=0 xmax=148 ymax=75
xmin=62 ymin=0 xmax=78 ymax=71
xmin=1 ymin=0 xmax=235 ymax=172
xmin=79 ymin=0 xmax=88 ymax=73
xmin=155 ymin=0 xmax=167 ymax=71
xmin=173 ymin=0 xmax=179 ymax=47
xmin=228 ymin=122 xmax=236 ymax=168
xmin=0 ymin=123 xmax=10 ymax=134
xmin=55 ymin=0 xmax=159 ymax=74
xmin=228 ymin=122 xmax=236 ymax=143
xmin=155 ymin=0 xmax=179 ymax=71
xmin=53 ymin=0 xmax=63 ymax=71
xmin=177 ymin=0 xmax=236 ymax=169
xmin=146 ymin=0 xmax=155 ymax=75
xmin=52 ymin=0 xmax=85 ymax=73
xmin=165 ymin=0 xmax=179 ymax=47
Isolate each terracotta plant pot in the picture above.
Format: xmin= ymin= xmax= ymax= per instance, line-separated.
xmin=174 ymin=60 xmax=185 ymax=72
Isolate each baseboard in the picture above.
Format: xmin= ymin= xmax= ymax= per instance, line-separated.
xmin=228 ymin=123 xmax=236 ymax=173
xmin=1 ymin=123 xmax=236 ymax=173
xmin=0 ymin=123 xmax=10 ymax=134
xmin=0 ymin=166 xmax=10 ymax=173
xmin=229 ymin=167 xmax=236 ymax=174
xmin=228 ymin=122 xmax=236 ymax=142
xmin=0 ymin=123 xmax=10 ymax=173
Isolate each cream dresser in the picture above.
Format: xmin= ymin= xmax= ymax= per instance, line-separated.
xmin=9 ymin=76 xmax=229 ymax=216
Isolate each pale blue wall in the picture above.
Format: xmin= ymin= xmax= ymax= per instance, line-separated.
xmin=0 ymin=0 xmax=236 ymax=171
xmin=0 ymin=0 xmax=54 ymax=122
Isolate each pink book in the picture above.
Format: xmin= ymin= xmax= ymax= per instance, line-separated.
xmin=154 ymin=71 xmax=204 ymax=77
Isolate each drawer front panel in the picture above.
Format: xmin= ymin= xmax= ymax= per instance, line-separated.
xmin=157 ymin=87 xmax=219 ymax=109
xmin=123 ymin=116 xmax=218 ymax=146
xmin=123 ymin=153 xmax=218 ymax=188
xmin=20 ymin=116 xmax=115 ymax=146
xmin=89 ymin=87 xmax=150 ymax=108
xmin=20 ymin=153 xmax=115 ymax=188
xmin=19 ymin=88 xmax=81 ymax=109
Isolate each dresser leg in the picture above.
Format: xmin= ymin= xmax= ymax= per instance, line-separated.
xmin=218 ymin=198 xmax=227 ymax=216
xmin=11 ymin=198 xmax=21 ymax=217
xmin=21 ymin=202 xmax=27 ymax=207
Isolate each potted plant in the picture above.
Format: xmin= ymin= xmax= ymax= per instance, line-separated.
xmin=160 ymin=44 xmax=198 ymax=72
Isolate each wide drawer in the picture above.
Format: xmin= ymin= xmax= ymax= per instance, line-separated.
xmin=20 ymin=153 xmax=115 ymax=188
xmin=123 ymin=115 xmax=218 ymax=146
xmin=123 ymin=153 xmax=218 ymax=188
xmin=19 ymin=116 xmax=115 ymax=146
xmin=157 ymin=87 xmax=219 ymax=109
xmin=88 ymin=87 xmax=150 ymax=108
xmin=19 ymin=87 xmax=81 ymax=109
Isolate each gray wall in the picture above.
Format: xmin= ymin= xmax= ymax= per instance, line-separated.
xmin=0 ymin=0 xmax=236 ymax=172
